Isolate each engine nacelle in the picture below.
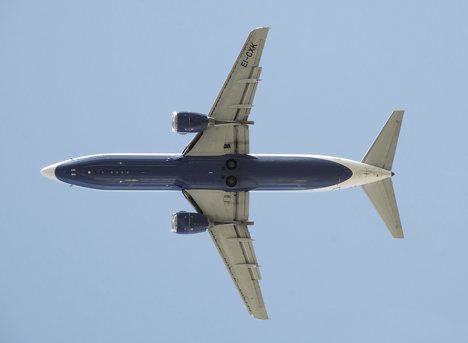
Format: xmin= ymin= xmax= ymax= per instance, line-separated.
xmin=171 ymin=212 xmax=209 ymax=234
xmin=172 ymin=112 xmax=209 ymax=134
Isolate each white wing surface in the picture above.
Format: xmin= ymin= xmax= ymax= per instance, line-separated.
xmin=183 ymin=190 xmax=268 ymax=319
xmin=184 ymin=27 xmax=269 ymax=156
xmin=363 ymin=178 xmax=404 ymax=238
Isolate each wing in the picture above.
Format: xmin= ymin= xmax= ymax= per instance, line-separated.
xmin=184 ymin=27 xmax=269 ymax=156
xmin=183 ymin=190 xmax=268 ymax=319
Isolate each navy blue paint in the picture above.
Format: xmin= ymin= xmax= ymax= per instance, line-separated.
xmin=55 ymin=154 xmax=352 ymax=191
xmin=172 ymin=212 xmax=209 ymax=234
xmin=172 ymin=112 xmax=209 ymax=133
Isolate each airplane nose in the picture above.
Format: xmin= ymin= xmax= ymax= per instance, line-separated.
xmin=41 ymin=164 xmax=58 ymax=181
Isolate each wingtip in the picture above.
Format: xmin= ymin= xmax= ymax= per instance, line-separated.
xmin=252 ymin=313 xmax=269 ymax=320
xmin=250 ymin=307 xmax=269 ymax=320
xmin=392 ymin=228 xmax=404 ymax=239
xmin=392 ymin=110 xmax=405 ymax=119
xmin=251 ymin=26 xmax=270 ymax=32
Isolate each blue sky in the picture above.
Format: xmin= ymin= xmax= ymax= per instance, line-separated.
xmin=1 ymin=1 xmax=468 ymax=342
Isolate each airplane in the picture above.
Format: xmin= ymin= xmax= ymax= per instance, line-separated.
xmin=41 ymin=27 xmax=404 ymax=320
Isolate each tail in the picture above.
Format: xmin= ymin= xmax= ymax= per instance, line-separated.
xmin=361 ymin=111 xmax=404 ymax=238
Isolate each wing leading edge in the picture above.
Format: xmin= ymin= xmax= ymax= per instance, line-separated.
xmin=184 ymin=190 xmax=268 ymax=320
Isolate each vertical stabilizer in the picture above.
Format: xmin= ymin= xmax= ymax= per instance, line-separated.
xmin=362 ymin=111 xmax=404 ymax=238
xmin=362 ymin=110 xmax=404 ymax=171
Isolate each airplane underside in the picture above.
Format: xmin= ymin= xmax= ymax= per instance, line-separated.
xmin=42 ymin=27 xmax=404 ymax=319
xmin=43 ymin=154 xmax=357 ymax=191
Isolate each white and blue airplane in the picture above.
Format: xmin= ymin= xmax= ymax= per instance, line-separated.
xmin=42 ymin=27 xmax=404 ymax=319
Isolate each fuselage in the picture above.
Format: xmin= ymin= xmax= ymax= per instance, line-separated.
xmin=41 ymin=154 xmax=392 ymax=192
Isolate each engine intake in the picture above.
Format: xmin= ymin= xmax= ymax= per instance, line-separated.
xmin=172 ymin=112 xmax=209 ymax=134
xmin=171 ymin=212 xmax=209 ymax=234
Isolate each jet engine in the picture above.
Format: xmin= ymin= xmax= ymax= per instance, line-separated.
xmin=171 ymin=211 xmax=210 ymax=234
xmin=172 ymin=112 xmax=209 ymax=134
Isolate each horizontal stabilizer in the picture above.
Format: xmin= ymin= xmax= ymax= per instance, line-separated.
xmin=362 ymin=178 xmax=403 ymax=238
xmin=362 ymin=111 xmax=404 ymax=170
